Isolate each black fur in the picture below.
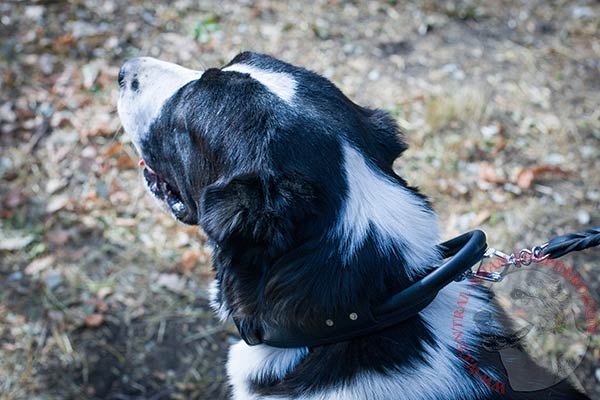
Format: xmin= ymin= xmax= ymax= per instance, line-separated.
xmin=126 ymin=52 xmax=589 ymax=399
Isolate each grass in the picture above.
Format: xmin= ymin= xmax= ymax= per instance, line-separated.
xmin=1 ymin=1 xmax=599 ymax=399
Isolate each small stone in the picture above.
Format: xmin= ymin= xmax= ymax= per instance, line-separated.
xmin=367 ymin=70 xmax=380 ymax=81
xmin=325 ymin=319 xmax=334 ymax=326
xmin=544 ymin=153 xmax=564 ymax=165
xmin=156 ymin=273 xmax=187 ymax=293
xmin=39 ymin=54 xmax=56 ymax=75
xmin=82 ymin=62 xmax=100 ymax=89
xmin=576 ymin=210 xmax=591 ymax=225
xmin=453 ymin=69 xmax=465 ymax=80
xmin=45 ymin=273 xmax=63 ymax=290
xmin=0 ymin=102 xmax=16 ymax=123
xmin=572 ymin=7 xmax=593 ymax=19
xmin=7 ymin=271 xmax=23 ymax=282
xmin=81 ymin=146 xmax=97 ymax=158
xmin=481 ymin=124 xmax=499 ymax=138
xmin=349 ymin=313 xmax=358 ymax=320
xmin=580 ymin=145 xmax=596 ymax=159
xmin=24 ymin=6 xmax=44 ymax=20
xmin=586 ymin=191 xmax=600 ymax=201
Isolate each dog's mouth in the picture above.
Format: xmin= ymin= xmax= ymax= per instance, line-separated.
xmin=141 ymin=161 xmax=187 ymax=220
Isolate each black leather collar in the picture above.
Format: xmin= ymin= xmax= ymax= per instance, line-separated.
xmin=234 ymin=230 xmax=488 ymax=348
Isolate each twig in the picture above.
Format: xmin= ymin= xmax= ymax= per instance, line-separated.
xmin=25 ymin=113 xmax=52 ymax=154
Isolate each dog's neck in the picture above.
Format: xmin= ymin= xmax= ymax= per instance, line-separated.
xmin=211 ymin=144 xmax=441 ymax=337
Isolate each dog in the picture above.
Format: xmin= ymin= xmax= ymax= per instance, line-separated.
xmin=117 ymin=52 xmax=590 ymax=400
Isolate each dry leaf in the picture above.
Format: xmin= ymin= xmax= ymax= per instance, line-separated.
xmin=115 ymin=218 xmax=136 ymax=227
xmin=156 ymin=273 xmax=186 ymax=293
xmin=47 ymin=229 xmax=70 ymax=245
xmin=5 ymin=188 xmax=25 ymax=208
xmin=479 ymin=162 xmax=506 ymax=184
xmin=103 ymin=142 xmax=122 ymax=158
xmin=84 ymin=313 xmax=104 ymax=328
xmin=181 ymin=249 xmax=202 ymax=274
xmin=0 ymin=236 xmax=34 ymax=251
xmin=46 ymin=194 xmax=70 ymax=213
xmin=472 ymin=210 xmax=491 ymax=227
xmin=53 ymin=33 xmax=75 ymax=47
xmin=46 ymin=178 xmax=67 ymax=194
xmin=515 ymin=165 xmax=569 ymax=190
xmin=96 ymin=287 xmax=113 ymax=300
xmin=115 ymin=153 xmax=136 ymax=169
xmin=95 ymin=300 xmax=109 ymax=313
xmin=25 ymin=255 xmax=55 ymax=275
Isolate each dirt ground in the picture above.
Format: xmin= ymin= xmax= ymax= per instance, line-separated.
xmin=1 ymin=1 xmax=599 ymax=399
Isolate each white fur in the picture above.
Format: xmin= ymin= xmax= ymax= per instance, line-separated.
xmin=117 ymin=57 xmax=202 ymax=151
xmin=228 ymin=341 xmax=490 ymax=400
xmin=336 ymin=144 xmax=440 ymax=277
xmin=223 ymin=64 xmax=297 ymax=103
xmin=294 ymin=343 xmax=489 ymax=400
xmin=208 ymin=279 xmax=230 ymax=322
xmin=228 ymin=342 xmax=308 ymax=400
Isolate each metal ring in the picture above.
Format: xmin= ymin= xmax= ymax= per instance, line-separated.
xmin=519 ymin=249 xmax=533 ymax=265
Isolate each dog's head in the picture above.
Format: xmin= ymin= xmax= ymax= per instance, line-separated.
xmin=118 ymin=52 xmax=413 ymax=255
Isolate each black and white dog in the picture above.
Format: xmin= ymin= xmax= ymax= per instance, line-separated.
xmin=117 ymin=52 xmax=589 ymax=400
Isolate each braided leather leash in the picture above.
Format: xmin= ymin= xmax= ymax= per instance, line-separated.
xmin=543 ymin=225 xmax=600 ymax=259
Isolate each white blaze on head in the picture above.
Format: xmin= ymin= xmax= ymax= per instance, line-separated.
xmin=117 ymin=57 xmax=203 ymax=151
xmin=222 ymin=63 xmax=297 ymax=103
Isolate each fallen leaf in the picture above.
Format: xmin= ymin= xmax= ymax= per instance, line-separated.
xmin=46 ymin=194 xmax=70 ymax=213
xmin=94 ymin=299 xmax=109 ymax=313
xmin=103 ymin=142 xmax=122 ymax=158
xmin=515 ymin=165 xmax=569 ymax=190
xmin=5 ymin=188 xmax=25 ymax=208
xmin=479 ymin=162 xmax=506 ymax=184
xmin=156 ymin=273 xmax=187 ymax=293
xmin=181 ymin=249 xmax=202 ymax=274
xmin=115 ymin=153 xmax=136 ymax=169
xmin=0 ymin=236 xmax=34 ymax=251
xmin=45 ymin=273 xmax=63 ymax=290
xmin=96 ymin=287 xmax=113 ymax=300
xmin=25 ymin=255 xmax=55 ymax=275
xmin=46 ymin=178 xmax=68 ymax=194
xmin=53 ymin=33 xmax=75 ymax=48
xmin=472 ymin=210 xmax=491 ymax=227
xmin=84 ymin=313 xmax=104 ymax=328
xmin=115 ymin=218 xmax=136 ymax=227
xmin=47 ymin=228 xmax=70 ymax=245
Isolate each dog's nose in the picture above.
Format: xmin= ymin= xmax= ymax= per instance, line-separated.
xmin=118 ymin=58 xmax=142 ymax=89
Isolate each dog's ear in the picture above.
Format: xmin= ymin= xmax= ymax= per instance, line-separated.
xmin=199 ymin=173 xmax=314 ymax=254
xmin=367 ymin=108 xmax=407 ymax=167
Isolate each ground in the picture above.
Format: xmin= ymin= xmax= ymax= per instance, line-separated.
xmin=0 ymin=1 xmax=599 ymax=399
